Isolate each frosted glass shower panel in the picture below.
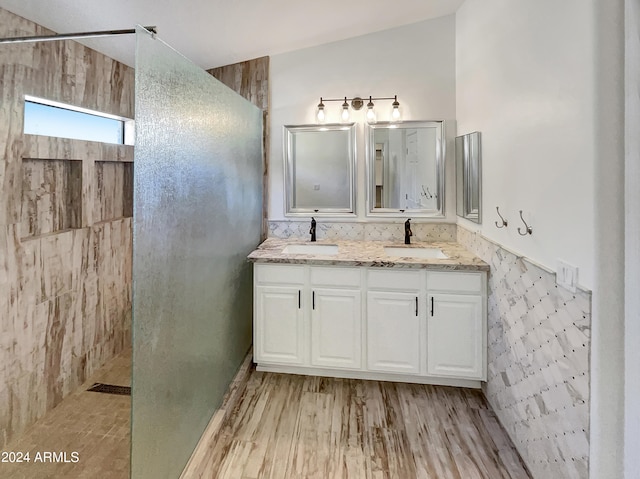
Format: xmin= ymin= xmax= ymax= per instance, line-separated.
xmin=132 ymin=26 xmax=263 ymax=479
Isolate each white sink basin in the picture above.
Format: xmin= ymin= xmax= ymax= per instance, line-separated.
xmin=384 ymin=246 xmax=447 ymax=259
xmin=282 ymin=244 xmax=339 ymax=255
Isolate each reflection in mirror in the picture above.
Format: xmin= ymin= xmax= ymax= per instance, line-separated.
xmin=367 ymin=121 xmax=444 ymax=217
xmin=455 ymin=131 xmax=482 ymax=223
xmin=284 ymin=123 xmax=356 ymax=216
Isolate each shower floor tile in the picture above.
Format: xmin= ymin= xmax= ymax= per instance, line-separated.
xmin=0 ymin=349 xmax=131 ymax=479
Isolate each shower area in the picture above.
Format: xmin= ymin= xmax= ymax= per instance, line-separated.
xmin=0 ymin=8 xmax=263 ymax=479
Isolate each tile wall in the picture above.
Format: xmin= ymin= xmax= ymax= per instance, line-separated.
xmin=268 ymin=220 xmax=457 ymax=242
xmin=0 ymin=7 xmax=134 ymax=447
xmin=457 ymin=226 xmax=591 ymax=479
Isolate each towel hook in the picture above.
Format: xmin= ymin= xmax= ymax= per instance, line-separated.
xmin=495 ymin=206 xmax=508 ymax=228
xmin=517 ymin=210 xmax=533 ymax=235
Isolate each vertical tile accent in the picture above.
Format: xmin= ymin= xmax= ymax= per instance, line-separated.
xmin=207 ymin=57 xmax=269 ymax=239
xmin=207 ymin=57 xmax=269 ymax=110
xmin=457 ymin=226 xmax=591 ymax=479
xmin=0 ymin=6 xmax=134 ymax=448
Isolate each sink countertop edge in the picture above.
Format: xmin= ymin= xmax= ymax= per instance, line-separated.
xmin=247 ymin=238 xmax=489 ymax=272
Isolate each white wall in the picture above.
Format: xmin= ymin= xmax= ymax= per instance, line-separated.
xmin=269 ymin=15 xmax=456 ymax=221
xmin=456 ymin=0 xmax=595 ymax=290
xmin=456 ymin=1 xmax=627 ymax=478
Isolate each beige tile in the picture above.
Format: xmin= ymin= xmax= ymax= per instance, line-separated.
xmin=0 ymin=350 xmax=131 ymax=479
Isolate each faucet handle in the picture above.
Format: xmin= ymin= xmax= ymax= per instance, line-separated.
xmin=404 ymin=218 xmax=412 ymax=244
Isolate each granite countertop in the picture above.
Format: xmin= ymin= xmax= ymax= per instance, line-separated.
xmin=247 ymin=238 xmax=489 ymax=272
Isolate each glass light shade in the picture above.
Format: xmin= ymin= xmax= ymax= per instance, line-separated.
xmin=366 ymin=98 xmax=376 ymax=123
xmin=317 ymin=105 xmax=326 ymax=123
xmin=366 ymin=106 xmax=377 ymax=123
xmin=341 ymin=103 xmax=350 ymax=122
xmin=391 ymin=97 xmax=401 ymax=122
xmin=391 ymin=105 xmax=401 ymax=121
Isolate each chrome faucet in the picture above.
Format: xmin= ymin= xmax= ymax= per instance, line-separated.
xmin=310 ymin=217 xmax=316 ymax=242
xmin=405 ymin=218 xmax=412 ymax=244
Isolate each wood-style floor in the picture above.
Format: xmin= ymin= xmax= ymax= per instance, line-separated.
xmin=203 ymin=368 xmax=531 ymax=479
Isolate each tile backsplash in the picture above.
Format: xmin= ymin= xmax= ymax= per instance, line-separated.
xmin=267 ymin=220 xmax=457 ymax=242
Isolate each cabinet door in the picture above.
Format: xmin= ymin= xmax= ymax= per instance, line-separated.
xmin=427 ymin=293 xmax=483 ymax=379
xmin=367 ymin=291 xmax=421 ymax=374
xmin=255 ymin=285 xmax=304 ymax=365
xmin=311 ymin=289 xmax=361 ymax=369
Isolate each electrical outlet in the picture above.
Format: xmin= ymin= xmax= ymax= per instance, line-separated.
xmin=313 ymin=184 xmax=320 ymax=190
xmin=557 ymin=260 xmax=578 ymax=292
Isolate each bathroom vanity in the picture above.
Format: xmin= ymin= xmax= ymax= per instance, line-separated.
xmin=248 ymin=239 xmax=489 ymax=388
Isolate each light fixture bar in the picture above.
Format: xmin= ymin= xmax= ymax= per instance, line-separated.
xmin=0 ymin=26 xmax=157 ymax=44
xmin=315 ymin=94 xmax=401 ymax=124
xmin=318 ymin=96 xmax=397 ymax=103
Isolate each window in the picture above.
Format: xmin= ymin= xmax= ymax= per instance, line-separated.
xmin=23 ymin=95 xmax=134 ymax=145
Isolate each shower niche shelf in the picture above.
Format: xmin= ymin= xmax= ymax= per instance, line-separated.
xmin=20 ymin=158 xmax=83 ymax=240
xmin=94 ymin=160 xmax=133 ymax=223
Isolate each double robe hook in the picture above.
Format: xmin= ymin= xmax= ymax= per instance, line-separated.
xmin=495 ymin=207 xmax=533 ymax=236
xmin=495 ymin=207 xmax=508 ymax=228
xmin=517 ymin=210 xmax=533 ymax=236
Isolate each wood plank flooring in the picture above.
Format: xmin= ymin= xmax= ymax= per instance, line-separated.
xmin=205 ymin=368 xmax=531 ymax=479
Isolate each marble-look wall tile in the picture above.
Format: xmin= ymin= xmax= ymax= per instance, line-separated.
xmin=457 ymin=226 xmax=591 ymax=479
xmin=268 ymin=220 xmax=457 ymax=243
xmin=0 ymin=6 xmax=133 ymax=448
xmin=363 ymin=222 xmax=457 ymax=242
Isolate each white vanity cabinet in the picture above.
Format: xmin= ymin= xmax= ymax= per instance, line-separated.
xmin=254 ymin=264 xmax=305 ymax=365
xmin=366 ymin=270 xmax=425 ymax=374
xmin=309 ymin=267 xmax=362 ymax=369
xmin=253 ymin=264 xmax=362 ymax=370
xmin=253 ymin=262 xmax=487 ymax=386
xmin=426 ymin=272 xmax=486 ymax=380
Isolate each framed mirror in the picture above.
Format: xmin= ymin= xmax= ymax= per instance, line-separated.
xmin=284 ymin=123 xmax=356 ymax=216
xmin=366 ymin=121 xmax=444 ymax=217
xmin=455 ymin=131 xmax=482 ymax=223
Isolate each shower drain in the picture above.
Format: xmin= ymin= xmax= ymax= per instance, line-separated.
xmin=87 ymin=383 xmax=131 ymax=396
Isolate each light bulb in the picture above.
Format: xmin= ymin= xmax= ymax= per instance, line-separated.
xmin=366 ymin=96 xmax=376 ymax=123
xmin=316 ymin=98 xmax=325 ymax=123
xmin=391 ymin=95 xmax=401 ymax=122
xmin=341 ymin=98 xmax=350 ymax=122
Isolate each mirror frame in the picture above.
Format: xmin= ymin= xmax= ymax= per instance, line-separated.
xmin=284 ymin=123 xmax=357 ymax=217
xmin=365 ymin=120 xmax=445 ymax=217
xmin=455 ymin=131 xmax=482 ymax=223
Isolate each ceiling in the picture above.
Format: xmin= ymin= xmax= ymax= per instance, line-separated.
xmin=0 ymin=0 xmax=464 ymax=69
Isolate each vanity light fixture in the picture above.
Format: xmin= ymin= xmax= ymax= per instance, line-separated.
xmin=316 ymin=98 xmax=326 ymax=123
xmin=314 ymin=95 xmax=401 ymax=124
xmin=341 ymin=97 xmax=350 ymax=122
xmin=366 ymin=96 xmax=377 ymax=124
xmin=391 ymin=95 xmax=401 ymax=122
